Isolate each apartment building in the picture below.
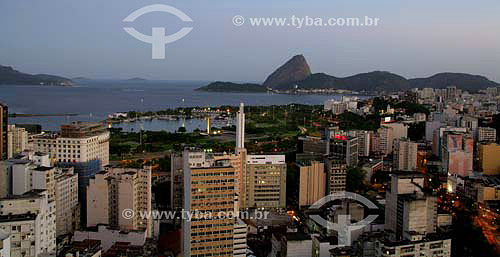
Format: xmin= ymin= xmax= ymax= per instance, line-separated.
xmin=328 ymin=135 xmax=358 ymax=166
xmin=183 ymin=162 xmax=236 ymax=257
xmin=299 ymin=161 xmax=326 ymax=207
xmin=245 ymin=155 xmax=287 ymax=209
xmin=326 ymin=161 xmax=347 ymax=194
xmin=375 ymin=236 xmax=451 ymax=257
xmin=477 ymin=127 xmax=497 ymax=143
xmin=0 ymin=190 xmax=56 ymax=257
xmin=478 ymin=143 xmax=500 ymax=175
xmin=33 ymin=122 xmax=109 ymax=226
xmin=442 ymin=132 xmax=473 ymax=177
xmin=32 ymin=122 xmax=109 ymax=167
xmin=393 ymin=139 xmax=418 ymax=171
xmin=0 ymin=103 xmax=7 ymax=161
xmin=385 ymin=174 xmax=437 ymax=240
xmin=6 ymin=125 xmax=28 ymax=159
xmin=55 ymin=167 xmax=79 ymax=236
xmin=86 ymin=166 xmax=152 ymax=237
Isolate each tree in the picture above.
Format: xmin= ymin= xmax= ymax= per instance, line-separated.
xmin=346 ymin=166 xmax=367 ymax=192
xmin=178 ymin=126 xmax=187 ymax=133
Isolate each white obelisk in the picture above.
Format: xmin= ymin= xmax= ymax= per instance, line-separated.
xmin=236 ymin=103 xmax=245 ymax=149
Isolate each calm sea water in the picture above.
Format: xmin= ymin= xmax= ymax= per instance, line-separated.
xmin=0 ymin=80 xmax=347 ymax=131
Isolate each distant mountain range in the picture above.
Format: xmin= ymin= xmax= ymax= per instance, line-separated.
xmin=197 ymin=55 xmax=499 ymax=92
xmin=0 ymin=65 xmax=73 ymax=86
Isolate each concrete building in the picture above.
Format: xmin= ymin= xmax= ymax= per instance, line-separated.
xmin=375 ymin=236 xmax=451 ymax=257
xmin=172 ymin=148 xmax=246 ymax=212
xmin=233 ymin=219 xmax=248 ymax=257
xmin=0 ymin=104 xmax=7 ymax=161
xmin=425 ymin=121 xmax=444 ymax=143
xmin=245 ymin=155 xmax=286 ymax=209
xmin=55 ymin=167 xmax=79 ymax=236
xmin=8 ymin=155 xmax=56 ymax=202
xmin=298 ymin=136 xmax=328 ymax=155
xmin=0 ymin=229 xmax=10 ymax=257
xmin=73 ymin=225 xmax=146 ymax=252
xmin=299 ymin=161 xmax=326 ymax=207
xmin=477 ymin=127 xmax=497 ymax=143
xmin=362 ymin=159 xmax=383 ymax=183
xmin=15 ymin=165 xmax=55 ymax=200
xmin=457 ymin=115 xmax=478 ymax=135
xmin=32 ymin=122 xmax=109 ymax=167
xmin=6 ymin=125 xmax=28 ymax=159
xmin=86 ymin=166 xmax=152 ymax=237
xmin=377 ymin=126 xmax=394 ymax=156
xmin=393 ymin=139 xmax=418 ymax=171
xmin=324 ymin=100 xmax=347 ymax=114
xmin=170 ymin=153 xmax=184 ymax=209
xmin=182 ymin=161 xmax=236 ymax=257
xmin=326 ymin=161 xmax=347 ymax=194
xmin=432 ymin=126 xmax=467 ymax=157
xmin=270 ymin=232 xmax=312 ymax=257
xmin=348 ymin=130 xmax=371 ymax=157
xmin=382 ymin=122 xmax=408 ymax=142
xmin=478 ymin=143 xmax=500 ymax=175
xmin=327 ymin=135 xmax=358 ymax=167
xmin=385 ymin=174 xmax=437 ymax=240
xmin=0 ymin=190 xmax=56 ymax=256
xmin=442 ymin=132 xmax=473 ymax=177
xmin=32 ymin=122 xmax=110 ymax=226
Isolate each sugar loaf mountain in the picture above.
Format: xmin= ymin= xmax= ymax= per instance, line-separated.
xmin=0 ymin=65 xmax=73 ymax=86
xmin=196 ymin=54 xmax=499 ymax=93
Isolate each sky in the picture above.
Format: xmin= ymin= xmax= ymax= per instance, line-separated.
xmin=1 ymin=0 xmax=499 ymax=82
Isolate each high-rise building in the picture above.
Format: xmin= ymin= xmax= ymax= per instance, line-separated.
xmin=326 ymin=161 xmax=347 ymax=194
xmin=0 ymin=103 xmax=7 ymax=161
xmin=382 ymin=122 xmax=408 ymax=141
xmin=0 ymin=190 xmax=57 ymax=256
xmin=432 ymin=126 xmax=467 ymax=157
xmin=32 ymin=122 xmax=109 ymax=168
xmin=425 ymin=120 xmax=444 ymax=143
xmin=393 ymin=139 xmax=418 ymax=171
xmin=170 ymin=152 xmax=184 ymax=209
xmin=86 ymin=166 xmax=152 ymax=237
xmin=457 ymin=116 xmax=478 ymax=135
xmin=233 ymin=219 xmax=248 ymax=257
xmin=9 ymin=154 xmax=56 ymax=202
xmin=245 ymin=155 xmax=286 ymax=209
xmin=299 ymin=161 xmax=326 ymax=207
xmin=348 ymin=130 xmax=371 ymax=157
xmin=442 ymin=132 xmax=473 ymax=177
xmin=172 ymin=149 xmax=246 ymax=212
xmin=182 ymin=157 xmax=236 ymax=257
xmin=385 ymin=174 xmax=437 ymax=240
xmin=7 ymin=125 xmax=28 ymax=159
xmin=375 ymin=236 xmax=451 ymax=257
xmin=324 ymin=100 xmax=347 ymax=114
xmin=33 ymin=121 xmax=110 ymax=226
xmin=377 ymin=126 xmax=394 ymax=156
xmin=236 ymin=103 xmax=245 ymax=150
xmin=55 ymin=167 xmax=79 ymax=236
xmin=478 ymin=143 xmax=500 ymax=175
xmin=380 ymin=173 xmax=451 ymax=257
xmin=477 ymin=127 xmax=497 ymax=143
xmin=327 ymin=135 xmax=358 ymax=166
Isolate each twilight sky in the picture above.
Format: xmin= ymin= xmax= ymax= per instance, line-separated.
xmin=1 ymin=0 xmax=499 ymax=82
